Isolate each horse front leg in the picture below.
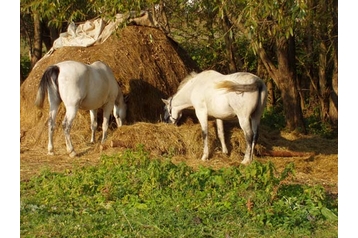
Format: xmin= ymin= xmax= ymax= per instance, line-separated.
xmin=63 ymin=107 xmax=77 ymax=158
xmin=196 ymin=109 xmax=209 ymax=161
xmin=101 ymin=104 xmax=113 ymax=143
xmin=216 ymin=119 xmax=228 ymax=154
xmin=113 ymin=105 xmax=123 ymax=127
xmin=89 ymin=109 xmax=98 ymax=143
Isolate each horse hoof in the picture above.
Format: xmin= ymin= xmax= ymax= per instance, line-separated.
xmin=201 ymin=156 xmax=208 ymax=161
xmin=69 ymin=151 xmax=77 ymax=158
xmin=241 ymin=160 xmax=251 ymax=165
xmin=47 ymin=152 xmax=55 ymax=156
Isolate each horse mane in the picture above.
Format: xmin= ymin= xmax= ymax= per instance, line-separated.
xmin=177 ymin=71 xmax=198 ymax=91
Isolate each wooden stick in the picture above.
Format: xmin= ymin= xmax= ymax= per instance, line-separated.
xmin=257 ymin=149 xmax=315 ymax=157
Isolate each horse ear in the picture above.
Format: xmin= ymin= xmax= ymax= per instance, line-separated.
xmin=161 ymin=99 xmax=169 ymax=105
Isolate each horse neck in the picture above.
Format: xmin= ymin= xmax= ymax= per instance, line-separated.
xmin=172 ymin=84 xmax=193 ymax=110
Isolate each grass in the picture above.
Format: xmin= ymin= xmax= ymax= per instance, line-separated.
xmin=21 ymin=145 xmax=338 ymax=237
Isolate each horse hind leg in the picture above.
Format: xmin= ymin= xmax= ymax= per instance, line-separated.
xmin=62 ymin=106 xmax=77 ymax=158
xmin=238 ymin=117 xmax=254 ymax=165
xmin=250 ymin=117 xmax=261 ymax=162
xmin=47 ymin=97 xmax=60 ymax=155
xmin=47 ymin=107 xmax=58 ymax=155
xmin=216 ymin=119 xmax=228 ymax=154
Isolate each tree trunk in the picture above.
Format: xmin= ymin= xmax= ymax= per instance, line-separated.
xmin=329 ymin=0 xmax=338 ymax=125
xmin=278 ymin=36 xmax=306 ymax=133
xmin=31 ymin=12 xmax=42 ymax=68
xmin=153 ymin=1 xmax=170 ymax=34
xmin=317 ymin=42 xmax=330 ymax=122
xmin=42 ymin=22 xmax=60 ymax=51
xmin=315 ymin=0 xmax=337 ymax=124
xmin=330 ymin=49 xmax=338 ymax=125
xmin=266 ymin=79 xmax=275 ymax=110
xmin=258 ymin=37 xmax=306 ymax=133
xmin=222 ymin=14 xmax=237 ymax=73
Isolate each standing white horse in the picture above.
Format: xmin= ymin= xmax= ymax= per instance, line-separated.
xmin=162 ymin=70 xmax=267 ymax=165
xmin=35 ymin=60 xmax=127 ymax=157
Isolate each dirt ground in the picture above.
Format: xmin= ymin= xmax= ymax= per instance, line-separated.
xmin=20 ymin=122 xmax=338 ymax=196
xmin=20 ymin=25 xmax=338 ymax=196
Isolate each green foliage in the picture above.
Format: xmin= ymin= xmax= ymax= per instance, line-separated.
xmin=261 ymin=107 xmax=286 ymax=130
xmin=21 ymin=146 xmax=337 ymax=237
xmin=184 ymin=41 xmax=225 ymax=72
xmin=20 ymin=55 xmax=31 ymax=81
xmin=239 ymin=0 xmax=308 ymax=52
xmin=20 ymin=0 xmax=145 ymax=28
xmin=305 ymin=114 xmax=337 ymax=139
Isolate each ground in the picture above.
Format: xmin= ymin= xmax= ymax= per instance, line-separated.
xmin=20 ymin=122 xmax=338 ymax=196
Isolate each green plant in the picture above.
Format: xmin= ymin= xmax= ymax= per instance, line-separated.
xmin=305 ymin=114 xmax=337 ymax=138
xmin=261 ymin=107 xmax=286 ymax=130
xmin=21 ymin=146 xmax=337 ymax=237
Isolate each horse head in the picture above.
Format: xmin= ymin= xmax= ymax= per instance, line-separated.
xmin=161 ymin=97 xmax=182 ymax=124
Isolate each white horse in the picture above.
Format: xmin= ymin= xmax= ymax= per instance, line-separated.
xmin=162 ymin=70 xmax=267 ymax=165
xmin=35 ymin=60 xmax=127 ymax=157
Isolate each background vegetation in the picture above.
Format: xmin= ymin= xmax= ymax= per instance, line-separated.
xmin=20 ymin=0 xmax=338 ymax=135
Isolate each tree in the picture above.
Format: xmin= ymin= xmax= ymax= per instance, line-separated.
xmin=20 ymin=0 xmax=155 ymax=68
xmin=303 ymin=0 xmax=338 ymax=125
xmin=220 ymin=0 xmax=308 ymax=132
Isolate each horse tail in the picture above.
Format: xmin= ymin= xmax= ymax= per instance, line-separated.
xmin=35 ymin=65 xmax=61 ymax=108
xmin=215 ymin=80 xmax=260 ymax=92
xmin=251 ymin=79 xmax=268 ymax=143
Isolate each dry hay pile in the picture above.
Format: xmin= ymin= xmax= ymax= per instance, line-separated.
xmin=21 ymin=25 xmax=200 ymax=146
xmin=20 ymin=25 xmax=337 ymax=195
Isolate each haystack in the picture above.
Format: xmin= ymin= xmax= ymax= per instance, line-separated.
xmin=20 ymin=25 xmax=201 ymax=147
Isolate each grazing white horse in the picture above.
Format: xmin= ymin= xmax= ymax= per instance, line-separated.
xmin=162 ymin=70 xmax=267 ymax=165
xmin=35 ymin=60 xmax=127 ymax=157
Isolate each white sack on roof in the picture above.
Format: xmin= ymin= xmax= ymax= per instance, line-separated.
xmin=52 ymin=11 xmax=158 ymax=49
xmin=52 ymin=14 xmax=126 ymax=49
xmin=35 ymin=11 xmax=158 ymax=69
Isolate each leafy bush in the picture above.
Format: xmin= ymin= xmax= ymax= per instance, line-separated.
xmin=20 ymin=53 xmax=31 ymax=81
xmin=261 ymin=107 xmax=286 ymax=131
xmin=21 ymin=146 xmax=337 ymax=237
xmin=305 ymin=114 xmax=338 ymax=138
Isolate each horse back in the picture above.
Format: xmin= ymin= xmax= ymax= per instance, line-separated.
xmin=88 ymin=61 xmax=119 ymax=95
xmin=54 ymin=61 xmax=118 ymax=110
xmin=193 ymin=71 xmax=266 ymax=118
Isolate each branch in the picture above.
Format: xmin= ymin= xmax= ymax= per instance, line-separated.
xmin=228 ymin=14 xmax=279 ymax=79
